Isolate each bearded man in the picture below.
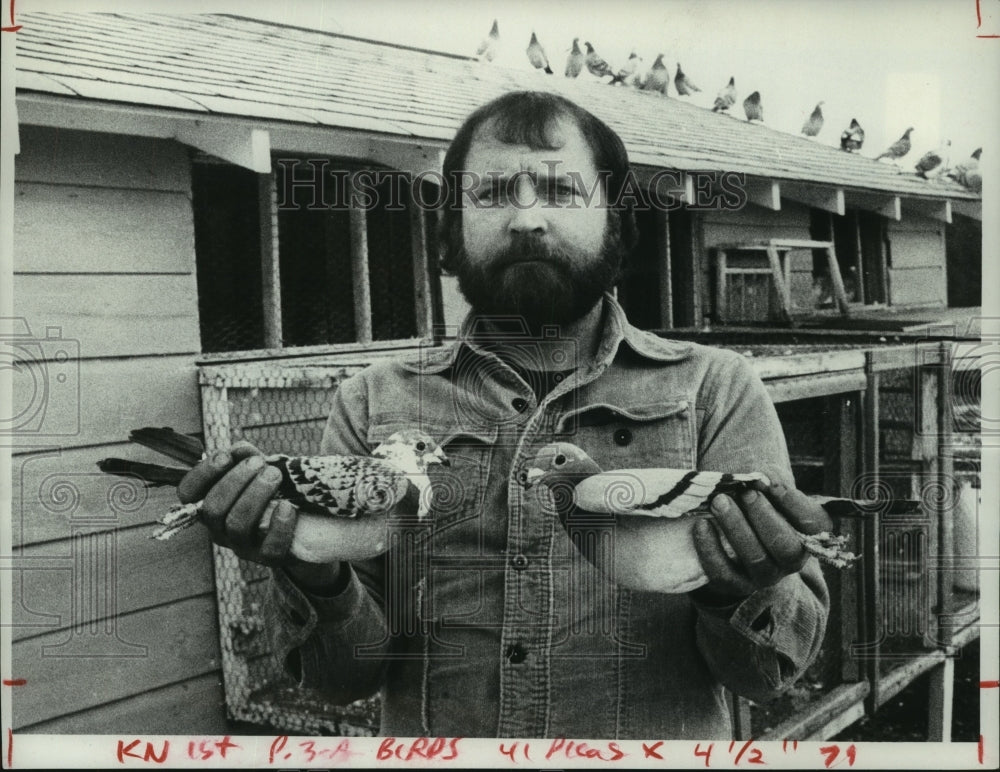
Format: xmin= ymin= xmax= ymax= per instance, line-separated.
xmin=179 ymin=91 xmax=830 ymax=739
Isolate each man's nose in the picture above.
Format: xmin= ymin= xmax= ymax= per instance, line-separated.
xmin=507 ymin=177 xmax=547 ymax=234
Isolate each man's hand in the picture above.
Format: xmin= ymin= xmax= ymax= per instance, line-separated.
xmin=177 ymin=442 xmax=391 ymax=593
xmin=693 ymin=479 xmax=832 ymax=599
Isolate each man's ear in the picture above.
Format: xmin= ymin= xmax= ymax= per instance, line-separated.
xmin=437 ymin=215 xmax=462 ymax=276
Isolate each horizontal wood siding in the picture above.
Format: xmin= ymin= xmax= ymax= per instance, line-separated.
xmin=11 ymin=595 xmax=221 ymax=729
xmin=888 ymin=216 xmax=946 ymax=306
xmin=21 ymin=674 xmax=228 ymax=735
xmin=11 ymin=126 xmax=221 ymax=733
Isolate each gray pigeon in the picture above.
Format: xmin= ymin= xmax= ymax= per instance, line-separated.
xmin=640 ymin=54 xmax=669 ymax=94
xmin=801 ymin=102 xmax=824 ymax=137
xmin=610 ymin=51 xmax=642 ymax=86
xmin=876 ymin=128 xmax=915 ymax=161
xmin=585 ymin=42 xmax=614 ymax=79
xmin=526 ymin=32 xmax=553 ymax=74
xmin=947 ymin=148 xmax=982 ymax=193
xmin=476 ymin=20 xmax=499 ymax=62
xmin=565 ymin=38 xmax=584 ymax=78
xmin=743 ymin=91 xmax=763 ymax=121
xmin=674 ymin=61 xmax=701 ymax=95
xmin=840 ymin=118 xmax=865 ymax=152
xmin=915 ymin=140 xmax=951 ymax=179
xmin=713 ymin=76 xmax=736 ymax=112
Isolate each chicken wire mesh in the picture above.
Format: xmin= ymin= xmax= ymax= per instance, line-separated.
xmin=200 ymin=362 xmax=381 ymax=734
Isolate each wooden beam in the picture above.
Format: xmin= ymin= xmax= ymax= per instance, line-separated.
xmin=257 ymin=169 xmax=282 ymax=349
xmin=825 ymin=245 xmax=851 ymax=316
xmin=349 ymin=182 xmax=373 ymax=344
xmin=781 ymin=183 xmax=846 ymax=216
xmin=950 ymin=198 xmax=982 ymax=221
xmin=745 ymin=178 xmax=781 ymax=211
xmin=764 ymin=243 xmax=792 ymax=322
xmin=175 ymin=124 xmax=271 ymax=173
xmin=844 ymin=191 xmax=901 ymax=221
xmin=903 ymin=198 xmax=952 ymax=224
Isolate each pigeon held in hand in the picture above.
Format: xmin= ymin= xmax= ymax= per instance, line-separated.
xmin=99 ymin=427 xmax=448 ymax=540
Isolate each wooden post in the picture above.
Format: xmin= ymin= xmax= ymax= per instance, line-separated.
xmin=349 ymin=174 xmax=373 ymax=344
xmin=715 ymin=248 xmax=727 ymax=323
xmin=825 ymin=244 xmax=850 ymax=316
xmin=853 ymin=210 xmax=866 ymax=304
xmin=861 ymin=360 xmax=882 ymax=714
xmin=927 ymin=658 xmax=954 ymax=741
xmin=409 ymin=179 xmax=434 ymax=339
xmin=258 ymin=168 xmax=283 ymax=349
xmin=659 ymin=208 xmax=674 ymax=329
xmin=764 ymin=243 xmax=791 ymax=322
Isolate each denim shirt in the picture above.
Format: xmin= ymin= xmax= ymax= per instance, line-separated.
xmin=266 ymin=294 xmax=829 ymax=739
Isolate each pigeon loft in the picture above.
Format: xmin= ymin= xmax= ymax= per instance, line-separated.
xmin=713 ymin=239 xmax=851 ymax=325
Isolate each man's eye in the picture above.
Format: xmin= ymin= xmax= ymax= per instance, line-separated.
xmin=543 ymin=182 xmax=576 ymax=202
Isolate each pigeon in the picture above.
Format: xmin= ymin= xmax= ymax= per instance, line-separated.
xmin=476 ymin=19 xmax=500 ymax=62
xmin=674 ymin=61 xmax=701 ymax=95
xmin=840 ymin=118 xmax=865 ymax=152
xmin=565 ymin=37 xmax=585 ymax=78
xmin=713 ymin=76 xmax=736 ymax=113
xmin=639 ymin=53 xmax=669 ymax=94
xmin=947 ymin=147 xmax=982 ymax=193
xmin=520 ymin=443 xmax=921 ymax=589
xmin=743 ymin=90 xmax=763 ymax=122
xmin=98 ymin=427 xmax=448 ymax=540
xmin=584 ymin=42 xmax=614 ymax=80
xmin=526 ymin=31 xmax=553 ymax=74
xmin=876 ymin=127 xmax=915 ymax=161
xmin=610 ymin=51 xmax=642 ymax=86
xmin=915 ymin=140 xmax=951 ymax=179
xmin=801 ymin=101 xmax=824 ymax=137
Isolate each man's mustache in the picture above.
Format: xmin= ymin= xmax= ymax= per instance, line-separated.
xmin=487 ymin=235 xmax=573 ymax=271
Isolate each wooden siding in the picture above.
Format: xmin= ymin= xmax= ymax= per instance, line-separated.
xmin=10 ymin=126 xmax=220 ymax=733
xmin=887 ymin=217 xmax=947 ymax=307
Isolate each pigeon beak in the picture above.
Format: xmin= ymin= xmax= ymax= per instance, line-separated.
xmin=521 ymin=467 xmax=544 ymax=488
xmin=432 ymin=447 xmax=450 ymax=466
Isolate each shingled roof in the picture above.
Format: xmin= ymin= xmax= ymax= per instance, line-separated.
xmin=15 ymin=12 xmax=979 ymax=205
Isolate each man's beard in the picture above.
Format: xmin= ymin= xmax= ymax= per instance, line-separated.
xmin=452 ymin=225 xmax=626 ymax=333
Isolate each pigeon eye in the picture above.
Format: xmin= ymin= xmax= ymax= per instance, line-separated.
xmin=518 ymin=471 xmax=528 ymax=483
xmin=416 ymin=441 xmax=427 ymax=451
xmin=554 ymin=454 xmax=567 ymax=466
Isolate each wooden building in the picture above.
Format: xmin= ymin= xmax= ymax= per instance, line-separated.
xmin=9 ymin=13 xmax=982 ymax=735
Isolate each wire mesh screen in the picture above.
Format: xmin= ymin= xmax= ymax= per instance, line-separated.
xmin=200 ymin=363 xmax=381 ymax=735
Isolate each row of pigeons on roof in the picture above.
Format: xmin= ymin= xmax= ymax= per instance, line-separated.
xmin=476 ymin=21 xmax=983 ymax=195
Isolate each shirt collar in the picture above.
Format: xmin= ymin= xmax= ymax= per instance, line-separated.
xmin=399 ymin=293 xmax=692 ymax=374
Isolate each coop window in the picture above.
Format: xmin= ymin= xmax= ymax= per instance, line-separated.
xmin=192 ymin=156 xmax=437 ymax=356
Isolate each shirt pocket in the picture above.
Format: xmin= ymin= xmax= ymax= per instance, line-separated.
xmin=366 ymin=421 xmax=499 ymax=530
xmin=554 ymin=397 xmax=695 ymax=472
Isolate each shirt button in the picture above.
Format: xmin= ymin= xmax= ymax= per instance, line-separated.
xmin=512 ymin=397 xmax=529 ymax=413
xmin=511 ymin=554 xmax=529 ymax=570
xmin=613 ymin=428 xmax=633 ymax=446
xmin=505 ymin=643 xmax=528 ymax=664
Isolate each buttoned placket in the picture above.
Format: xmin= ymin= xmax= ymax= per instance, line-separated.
xmin=496 ymin=354 xmax=613 ymax=737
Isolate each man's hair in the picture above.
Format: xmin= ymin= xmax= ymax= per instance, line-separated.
xmin=438 ymin=91 xmax=639 ymax=273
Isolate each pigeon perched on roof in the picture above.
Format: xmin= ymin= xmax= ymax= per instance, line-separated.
xmin=98 ymin=427 xmax=449 ymax=540
xmin=947 ymin=147 xmax=982 ymax=193
xmin=584 ymin=42 xmax=614 ymax=79
xmin=713 ymin=76 xmax=736 ymax=112
xmin=526 ymin=31 xmax=553 ymax=74
xmin=610 ymin=51 xmax=642 ymax=86
xmin=639 ymin=53 xmax=669 ymax=94
xmin=840 ymin=118 xmax=865 ymax=152
xmin=476 ymin=19 xmax=500 ymax=62
xmin=876 ymin=127 xmax=915 ymax=161
xmin=565 ymin=37 xmax=585 ymax=78
xmin=915 ymin=140 xmax=951 ymax=179
xmin=743 ymin=91 xmax=763 ymax=122
xmin=674 ymin=61 xmax=701 ymax=95
xmin=801 ymin=102 xmax=825 ymax=137
xmin=519 ymin=443 xmax=894 ymax=592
